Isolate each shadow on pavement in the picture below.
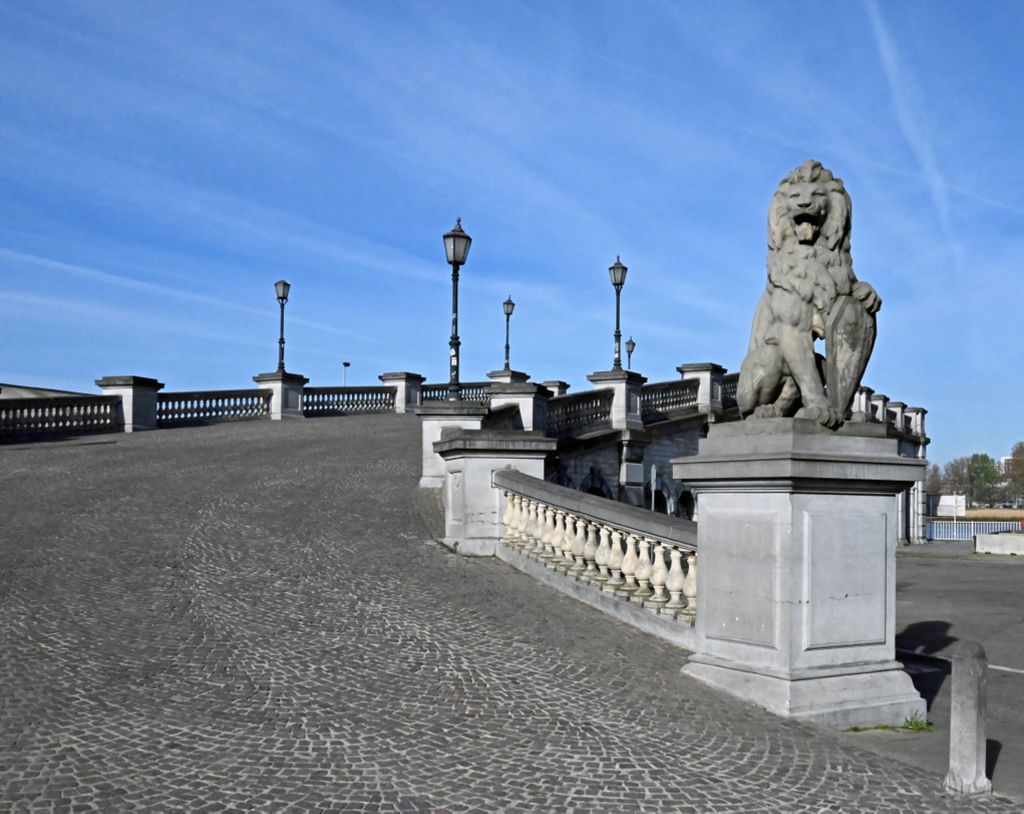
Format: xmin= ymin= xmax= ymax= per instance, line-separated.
xmin=989 ymin=739 xmax=1002 ymax=780
xmin=896 ymin=620 xmax=958 ymax=656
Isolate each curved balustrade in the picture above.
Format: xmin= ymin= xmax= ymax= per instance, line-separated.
xmin=303 ymin=386 xmax=396 ymax=416
xmin=640 ymin=379 xmax=700 ymax=423
xmin=158 ymin=389 xmax=271 ymax=425
xmin=545 ymin=390 xmax=614 ymax=439
xmin=0 ymin=396 xmax=121 ymax=439
xmin=493 ymin=469 xmax=697 ymax=622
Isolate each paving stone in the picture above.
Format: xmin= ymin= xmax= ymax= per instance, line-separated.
xmin=0 ymin=415 xmax=1018 ymax=810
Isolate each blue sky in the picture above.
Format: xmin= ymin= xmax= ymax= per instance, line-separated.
xmin=1 ymin=0 xmax=1021 ymax=465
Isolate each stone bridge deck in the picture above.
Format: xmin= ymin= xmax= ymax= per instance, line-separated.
xmin=0 ymin=415 xmax=1016 ymax=811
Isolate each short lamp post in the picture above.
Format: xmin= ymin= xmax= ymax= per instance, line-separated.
xmin=275 ymin=279 xmax=291 ymax=372
xmin=443 ymin=218 xmax=472 ymax=400
xmin=608 ymin=256 xmax=628 ymax=371
xmin=343 ymin=361 xmax=350 ymax=386
xmin=502 ymin=295 xmax=515 ymax=371
xmin=626 ymin=336 xmax=636 ymax=369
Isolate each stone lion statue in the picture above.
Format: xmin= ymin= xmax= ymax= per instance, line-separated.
xmin=737 ymin=160 xmax=881 ymax=429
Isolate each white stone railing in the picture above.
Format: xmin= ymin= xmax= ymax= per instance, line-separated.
xmin=545 ymin=389 xmax=614 ymax=438
xmin=157 ymin=389 xmax=271 ymax=425
xmin=493 ymin=469 xmax=698 ymax=623
xmin=0 ymin=395 xmax=122 ymax=439
xmin=303 ymin=386 xmax=396 ymax=416
xmin=640 ymin=378 xmax=700 ymax=423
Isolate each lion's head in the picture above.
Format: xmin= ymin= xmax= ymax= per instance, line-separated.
xmin=767 ymin=160 xmax=851 ymax=252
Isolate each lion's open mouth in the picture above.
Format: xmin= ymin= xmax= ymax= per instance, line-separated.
xmin=791 ymin=212 xmax=820 ymax=243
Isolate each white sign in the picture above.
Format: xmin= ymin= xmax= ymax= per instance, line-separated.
xmin=936 ymin=494 xmax=966 ymax=518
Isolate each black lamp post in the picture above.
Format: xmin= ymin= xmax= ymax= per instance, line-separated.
xmin=502 ymin=295 xmax=515 ymax=371
xmin=275 ymin=279 xmax=291 ymax=372
xmin=443 ymin=218 xmax=472 ymax=400
xmin=608 ymin=256 xmax=628 ymax=371
xmin=343 ymin=361 xmax=350 ymax=386
xmin=626 ymin=336 xmax=636 ymax=369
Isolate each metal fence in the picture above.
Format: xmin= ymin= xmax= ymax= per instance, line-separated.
xmin=925 ymin=520 xmax=1022 ymax=540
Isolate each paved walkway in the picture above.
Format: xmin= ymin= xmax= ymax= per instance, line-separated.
xmin=1 ymin=415 xmax=1018 ymax=811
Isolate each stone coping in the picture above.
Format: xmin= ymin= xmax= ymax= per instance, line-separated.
xmin=492 ymin=468 xmax=697 ymax=547
xmin=413 ymin=401 xmax=489 ymax=417
xmin=586 ymin=369 xmax=648 ymax=385
xmin=252 ymin=371 xmax=310 ymax=385
xmin=95 ymin=375 xmax=165 ymax=389
xmin=379 ymin=371 xmax=425 ymax=382
xmin=434 ymin=428 xmax=556 ymax=455
xmin=676 ymin=362 xmax=726 ymax=375
xmin=487 ymin=381 xmax=551 ymax=396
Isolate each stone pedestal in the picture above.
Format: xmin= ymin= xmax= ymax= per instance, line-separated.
xmin=95 ymin=375 xmax=165 ymax=432
xmin=487 ymin=381 xmax=550 ymax=432
xmin=587 ymin=370 xmax=646 ymax=432
xmin=253 ymin=371 xmax=308 ymax=420
xmin=435 ymin=429 xmax=556 ymax=556
xmin=379 ymin=371 xmax=425 ymax=413
xmin=542 ymin=380 xmax=570 ymax=397
xmin=672 ymin=418 xmax=926 ymax=728
xmin=677 ymin=362 xmax=726 ymax=421
xmin=414 ymin=401 xmax=489 ymax=488
xmin=486 ymin=369 xmax=531 ymax=385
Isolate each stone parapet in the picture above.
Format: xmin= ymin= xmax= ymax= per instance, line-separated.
xmin=414 ymin=401 xmax=489 ymax=488
xmin=378 ymin=371 xmax=425 ymax=413
xmin=587 ymin=369 xmax=647 ymax=432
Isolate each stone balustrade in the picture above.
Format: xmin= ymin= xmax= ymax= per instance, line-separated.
xmin=640 ymin=378 xmax=699 ymax=423
xmin=492 ymin=469 xmax=698 ymax=641
xmin=0 ymin=395 xmax=122 ymax=439
xmin=302 ymin=386 xmax=396 ymax=416
xmin=545 ymin=389 xmax=614 ymax=439
xmin=421 ymin=382 xmax=491 ymax=404
xmin=157 ymin=389 xmax=272 ymax=425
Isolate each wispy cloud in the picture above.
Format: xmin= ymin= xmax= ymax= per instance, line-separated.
xmin=863 ymin=0 xmax=960 ymax=265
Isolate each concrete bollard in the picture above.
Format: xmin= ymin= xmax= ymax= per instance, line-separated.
xmin=944 ymin=640 xmax=992 ymax=796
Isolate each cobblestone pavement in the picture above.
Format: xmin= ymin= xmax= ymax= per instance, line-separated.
xmin=1 ymin=415 xmax=1016 ymax=812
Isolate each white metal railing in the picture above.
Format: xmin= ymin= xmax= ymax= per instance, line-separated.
xmin=493 ymin=469 xmax=698 ymax=621
xmin=926 ymin=520 xmax=1022 ymax=541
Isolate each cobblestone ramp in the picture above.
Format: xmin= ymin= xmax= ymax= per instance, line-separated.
xmin=0 ymin=415 xmax=1013 ymax=812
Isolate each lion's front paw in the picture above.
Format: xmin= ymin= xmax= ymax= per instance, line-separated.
xmin=796 ymin=404 xmax=842 ymax=429
xmin=852 ymin=281 xmax=882 ymax=314
xmin=752 ymin=405 xmax=778 ymax=419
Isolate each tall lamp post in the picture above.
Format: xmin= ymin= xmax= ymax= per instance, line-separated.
xmin=626 ymin=336 xmax=636 ymax=369
xmin=343 ymin=361 xmax=350 ymax=386
xmin=608 ymin=256 xmax=628 ymax=371
xmin=275 ymin=279 xmax=291 ymax=372
xmin=502 ymin=295 xmax=515 ymax=371
xmin=443 ymin=218 xmax=472 ymax=400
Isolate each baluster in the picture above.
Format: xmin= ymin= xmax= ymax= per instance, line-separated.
xmin=531 ymin=502 xmax=548 ymax=556
xmin=540 ymin=506 xmax=557 ymax=561
xmin=594 ymin=526 xmax=611 ymax=584
xmin=581 ymin=522 xmax=598 ymax=581
xmin=557 ymin=511 xmax=574 ymax=570
xmin=682 ymin=552 xmax=698 ymax=617
xmin=604 ymin=529 xmax=625 ymax=592
xmin=501 ymin=490 xmax=516 ymax=542
xmin=522 ymin=500 xmax=539 ymax=554
xmin=569 ymin=515 xmax=586 ymax=574
xmin=632 ymin=538 xmax=654 ymax=604
xmin=664 ymin=548 xmax=687 ymax=614
xmin=547 ymin=510 xmax=565 ymax=569
xmin=646 ymin=542 xmax=669 ymax=611
xmin=514 ymin=496 xmax=530 ymax=549
xmin=620 ymin=534 xmax=639 ymax=597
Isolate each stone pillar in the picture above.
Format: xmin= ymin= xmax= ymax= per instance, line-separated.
xmin=944 ymin=641 xmax=992 ymax=796
xmin=850 ymin=386 xmax=875 ymax=422
xmin=870 ymin=392 xmax=890 ymax=425
xmin=587 ymin=369 xmax=646 ymax=432
xmin=672 ymin=418 xmax=926 ymax=728
xmin=542 ymin=380 xmax=570 ymax=397
xmin=888 ymin=401 xmax=907 ymax=434
xmin=905 ymin=406 xmax=927 ymax=438
xmin=619 ymin=434 xmax=650 ymax=506
xmin=434 ymin=429 xmax=556 ymax=556
xmin=252 ymin=371 xmax=308 ymax=420
xmin=677 ymin=363 xmax=726 ymax=421
xmin=414 ymin=401 xmax=489 ymax=488
xmin=94 ymin=375 xmax=165 ymax=432
xmin=486 ymin=368 xmax=530 ymax=386
xmin=379 ymin=372 xmax=425 ymax=414
xmin=487 ymin=379 xmax=550 ymax=432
